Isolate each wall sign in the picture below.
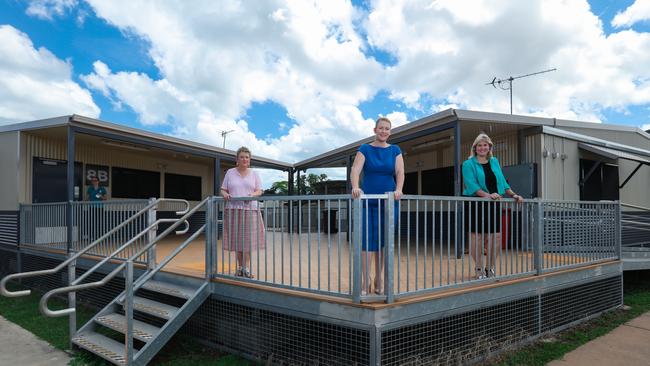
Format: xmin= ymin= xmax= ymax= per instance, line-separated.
xmin=85 ymin=164 xmax=110 ymax=186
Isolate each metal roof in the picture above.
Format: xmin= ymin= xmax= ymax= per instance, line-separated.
xmin=2 ymin=109 xmax=649 ymax=170
xmin=0 ymin=114 xmax=292 ymax=170
xmin=578 ymin=143 xmax=650 ymax=165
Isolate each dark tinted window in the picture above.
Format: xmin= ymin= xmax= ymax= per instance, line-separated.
xmin=164 ymin=173 xmax=202 ymax=200
xmin=403 ymin=172 xmax=418 ymax=194
xmin=112 ymin=167 xmax=160 ymax=199
xmin=580 ymin=159 xmax=619 ymax=201
xmin=421 ymin=167 xmax=454 ymax=196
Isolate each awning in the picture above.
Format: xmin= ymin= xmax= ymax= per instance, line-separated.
xmin=578 ymin=143 xmax=650 ymax=165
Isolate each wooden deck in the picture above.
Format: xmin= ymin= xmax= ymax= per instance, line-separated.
xmin=156 ymin=232 xmax=594 ymax=296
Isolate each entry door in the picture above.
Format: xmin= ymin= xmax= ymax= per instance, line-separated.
xmin=32 ymin=158 xmax=83 ymax=203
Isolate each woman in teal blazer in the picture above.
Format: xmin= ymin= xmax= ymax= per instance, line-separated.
xmin=462 ymin=133 xmax=523 ymax=279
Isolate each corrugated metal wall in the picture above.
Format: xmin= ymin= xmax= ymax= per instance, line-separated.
xmin=19 ymin=133 xmax=214 ymax=203
xmin=401 ymin=131 xmax=536 ymax=195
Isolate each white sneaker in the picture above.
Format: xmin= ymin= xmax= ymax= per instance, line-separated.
xmin=486 ymin=268 xmax=496 ymax=278
xmin=475 ymin=268 xmax=486 ymax=280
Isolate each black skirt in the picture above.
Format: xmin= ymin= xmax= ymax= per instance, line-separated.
xmin=463 ymin=199 xmax=503 ymax=234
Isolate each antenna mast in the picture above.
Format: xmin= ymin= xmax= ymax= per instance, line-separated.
xmin=486 ymin=68 xmax=556 ymax=114
xmin=220 ymin=130 xmax=235 ymax=149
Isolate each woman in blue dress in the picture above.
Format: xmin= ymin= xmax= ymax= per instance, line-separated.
xmin=351 ymin=117 xmax=404 ymax=295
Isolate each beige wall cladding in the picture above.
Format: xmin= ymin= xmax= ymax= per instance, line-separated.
xmin=401 ymin=131 xmax=521 ymax=195
xmin=618 ymin=159 xmax=650 ymax=208
xmin=541 ymin=135 xmax=580 ymax=200
xmin=20 ymin=133 xmax=214 ymax=203
xmin=0 ymin=132 xmax=20 ymax=210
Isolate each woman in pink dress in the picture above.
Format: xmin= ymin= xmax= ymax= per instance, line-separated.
xmin=220 ymin=147 xmax=265 ymax=278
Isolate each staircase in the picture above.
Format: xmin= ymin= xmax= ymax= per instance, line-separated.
xmin=1 ymin=197 xmax=215 ymax=366
xmin=72 ymin=276 xmax=209 ymax=365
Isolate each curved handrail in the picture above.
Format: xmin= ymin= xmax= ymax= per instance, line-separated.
xmin=39 ymin=198 xmax=208 ymax=316
xmin=0 ymin=198 xmax=188 ymax=297
xmin=159 ymin=198 xmax=191 ymax=215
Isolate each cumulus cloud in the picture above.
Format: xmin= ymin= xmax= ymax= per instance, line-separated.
xmin=366 ymin=0 xmax=650 ymax=122
xmin=26 ymin=0 xmax=77 ymax=20
xmin=612 ymin=0 xmax=650 ymax=28
xmin=25 ymin=0 xmax=650 ymax=162
xmin=79 ymin=0 xmax=382 ymax=162
xmin=0 ymin=25 xmax=99 ymax=125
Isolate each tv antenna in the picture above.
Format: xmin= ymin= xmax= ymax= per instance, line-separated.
xmin=486 ymin=68 xmax=556 ymax=114
xmin=220 ymin=129 xmax=235 ymax=149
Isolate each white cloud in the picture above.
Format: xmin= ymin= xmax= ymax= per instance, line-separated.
xmin=0 ymin=25 xmax=99 ymax=125
xmin=366 ymin=0 xmax=650 ymax=122
xmin=642 ymin=123 xmax=650 ymax=131
xmin=80 ymin=0 xmax=382 ymax=162
xmin=612 ymin=0 xmax=650 ymax=28
xmin=26 ymin=0 xmax=77 ymax=20
xmin=25 ymin=0 xmax=650 ymax=164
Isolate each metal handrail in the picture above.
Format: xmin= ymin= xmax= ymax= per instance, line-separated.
xmin=39 ymin=198 xmax=206 ymax=317
xmin=0 ymin=198 xmax=189 ymax=297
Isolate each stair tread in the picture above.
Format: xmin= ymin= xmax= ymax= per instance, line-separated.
xmin=72 ymin=331 xmax=128 ymax=366
xmin=96 ymin=313 xmax=160 ymax=342
xmin=128 ymin=296 xmax=179 ymax=320
xmin=141 ymin=280 xmax=195 ymax=299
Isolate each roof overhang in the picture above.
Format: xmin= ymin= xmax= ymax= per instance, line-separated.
xmin=578 ymin=143 xmax=650 ymax=165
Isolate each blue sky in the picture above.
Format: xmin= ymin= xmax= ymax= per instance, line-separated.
xmin=1 ymin=0 xmax=650 ymax=161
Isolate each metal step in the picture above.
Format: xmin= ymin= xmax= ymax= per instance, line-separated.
xmin=127 ymin=296 xmax=179 ymax=320
xmin=141 ymin=280 xmax=195 ymax=299
xmin=95 ymin=313 xmax=160 ymax=342
xmin=72 ymin=331 xmax=128 ymax=366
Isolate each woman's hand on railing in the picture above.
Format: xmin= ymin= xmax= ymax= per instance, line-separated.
xmin=513 ymin=194 xmax=524 ymax=204
xmin=393 ymin=190 xmax=403 ymax=200
xmin=489 ymin=193 xmax=501 ymax=200
xmin=352 ymin=188 xmax=362 ymax=199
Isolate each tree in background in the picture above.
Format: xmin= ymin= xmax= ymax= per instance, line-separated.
xmin=263 ymin=173 xmax=328 ymax=195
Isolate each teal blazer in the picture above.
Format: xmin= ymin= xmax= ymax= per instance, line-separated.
xmin=462 ymin=156 xmax=510 ymax=196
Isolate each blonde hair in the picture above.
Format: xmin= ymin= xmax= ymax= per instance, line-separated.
xmin=469 ymin=133 xmax=493 ymax=159
xmin=375 ymin=117 xmax=391 ymax=127
xmin=236 ymin=146 xmax=251 ymax=158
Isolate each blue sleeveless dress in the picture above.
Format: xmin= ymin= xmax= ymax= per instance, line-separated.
xmin=359 ymin=144 xmax=401 ymax=252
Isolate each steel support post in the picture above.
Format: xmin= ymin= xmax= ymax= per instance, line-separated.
xmin=384 ymin=193 xmax=395 ymax=303
xmin=352 ymin=198 xmax=363 ymax=303
xmin=68 ymin=259 xmax=76 ymax=349
xmin=125 ymin=260 xmax=134 ymax=365
xmin=147 ymin=197 xmax=157 ymax=270
xmin=535 ymin=201 xmax=544 ymax=275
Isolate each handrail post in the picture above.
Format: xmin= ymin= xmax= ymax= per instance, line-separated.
xmin=615 ymin=201 xmax=621 ymax=260
xmin=534 ymin=200 xmax=544 ymax=275
xmin=384 ymin=193 xmax=395 ymax=303
xmin=67 ymin=200 xmax=73 ymax=254
xmin=205 ymin=197 xmax=213 ymax=280
xmin=125 ymin=259 xmax=134 ymax=365
xmin=68 ymin=258 xmax=76 ymax=348
xmin=147 ymin=198 xmax=157 ymax=270
xmin=352 ymin=198 xmax=362 ymax=303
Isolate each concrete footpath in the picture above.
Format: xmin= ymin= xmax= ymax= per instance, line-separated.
xmin=0 ymin=315 xmax=70 ymax=366
xmin=548 ymin=310 xmax=650 ymax=366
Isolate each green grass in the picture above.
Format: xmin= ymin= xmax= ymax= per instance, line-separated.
xmin=0 ymin=282 xmax=94 ymax=350
xmin=0 ymin=281 xmax=250 ymax=365
xmin=4 ymin=275 xmax=650 ymax=366
xmin=493 ymin=274 xmax=650 ymax=366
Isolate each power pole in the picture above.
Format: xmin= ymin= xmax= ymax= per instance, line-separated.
xmin=487 ymin=68 xmax=556 ymax=114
